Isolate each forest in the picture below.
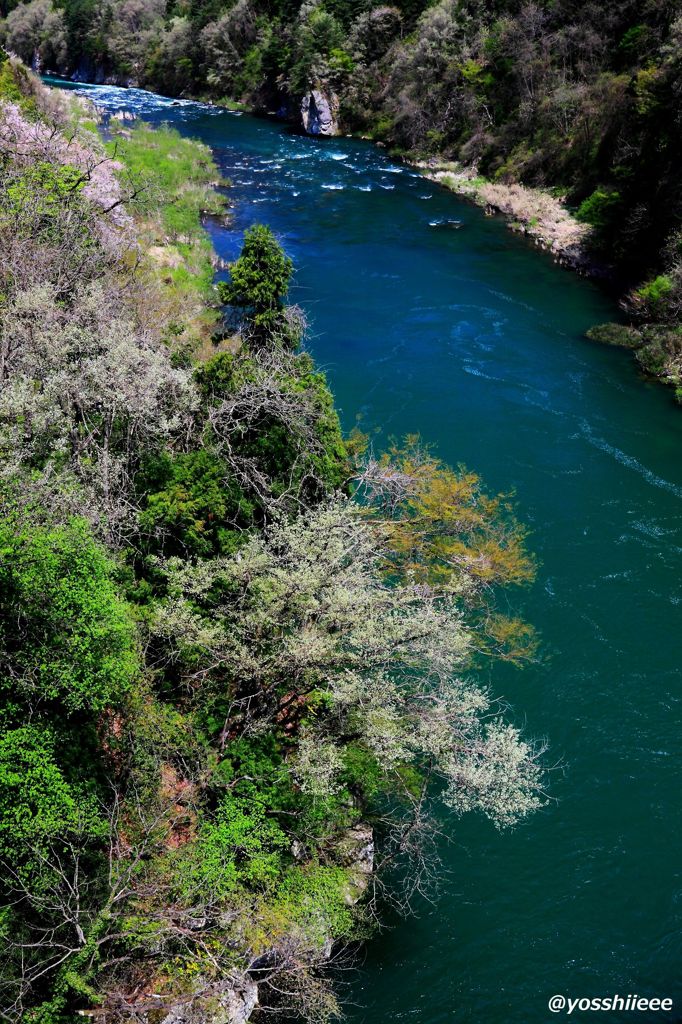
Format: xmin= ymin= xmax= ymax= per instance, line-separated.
xmin=0 ymin=0 xmax=681 ymax=395
xmin=0 ymin=54 xmax=545 ymax=1022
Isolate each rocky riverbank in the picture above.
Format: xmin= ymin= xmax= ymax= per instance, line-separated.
xmin=146 ymin=825 xmax=375 ymax=1024
xmin=414 ymin=159 xmax=607 ymax=279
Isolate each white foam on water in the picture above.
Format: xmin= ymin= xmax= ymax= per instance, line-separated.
xmin=461 ymin=363 xmax=509 ymax=384
xmin=632 ymin=519 xmax=674 ymax=538
xmin=321 ymin=183 xmax=344 ymax=190
xmin=579 ymin=420 xmax=682 ymax=498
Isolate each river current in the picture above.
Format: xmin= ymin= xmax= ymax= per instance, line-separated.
xmin=51 ymin=81 xmax=682 ymax=1024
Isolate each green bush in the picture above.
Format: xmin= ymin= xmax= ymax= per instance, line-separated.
xmin=219 ymin=224 xmax=295 ymax=347
xmin=173 ymin=793 xmax=289 ymax=903
xmin=0 ymin=513 xmax=138 ymax=714
xmin=273 ymin=864 xmax=355 ymax=943
xmin=575 ymin=188 xmax=621 ymax=229
xmin=139 ymin=449 xmax=254 ymax=557
xmin=633 ymin=274 xmax=674 ymax=317
xmin=0 ymin=725 xmax=107 ymax=884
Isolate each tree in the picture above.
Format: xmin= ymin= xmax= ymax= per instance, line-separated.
xmin=152 ymin=498 xmax=544 ymax=832
xmin=0 ymin=724 xmax=107 ymax=886
xmin=356 ymin=435 xmax=538 ymax=662
xmin=218 ymin=224 xmax=299 ymax=348
xmin=2 ymin=0 xmax=67 ymax=71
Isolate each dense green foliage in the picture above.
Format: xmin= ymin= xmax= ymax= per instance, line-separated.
xmin=218 ymin=223 xmax=298 ymax=346
xmin=0 ymin=724 xmax=107 ymax=883
xmin=0 ymin=513 xmax=138 ymax=713
xmin=0 ymin=59 xmax=542 ymax=1024
xmin=220 ymin=224 xmax=293 ymax=314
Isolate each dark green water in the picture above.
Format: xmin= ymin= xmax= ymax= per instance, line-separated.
xmin=56 ymin=82 xmax=682 ymax=1023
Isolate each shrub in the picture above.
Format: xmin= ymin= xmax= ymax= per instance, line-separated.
xmin=575 ymin=187 xmax=621 ymax=229
xmin=632 ymin=274 xmax=674 ymax=317
xmin=139 ymin=449 xmax=254 ymax=557
xmin=0 ymin=725 xmax=107 ymax=883
xmin=0 ymin=513 xmax=138 ymax=714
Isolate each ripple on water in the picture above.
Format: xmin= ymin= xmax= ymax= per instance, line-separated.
xmin=579 ymin=421 xmax=682 ymax=498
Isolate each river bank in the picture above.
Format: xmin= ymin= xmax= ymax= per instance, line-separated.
xmin=411 ymin=158 xmax=604 ymax=278
xmin=410 ymin=157 xmax=682 ymax=401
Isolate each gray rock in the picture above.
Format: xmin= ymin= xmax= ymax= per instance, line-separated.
xmin=331 ymin=823 xmax=374 ymax=905
xmin=301 ymin=88 xmax=340 ymax=136
xmin=151 ymin=978 xmax=258 ymax=1024
xmin=216 ymin=980 xmax=259 ymax=1024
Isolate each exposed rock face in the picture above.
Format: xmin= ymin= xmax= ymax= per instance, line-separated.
xmin=300 ymin=88 xmax=340 ymax=136
xmin=146 ymin=829 xmax=373 ymax=1024
xmin=155 ymin=978 xmax=258 ymax=1024
xmin=215 ymin=980 xmax=259 ymax=1024
xmin=332 ymin=823 xmax=374 ymax=905
xmin=70 ymin=62 xmax=138 ymax=87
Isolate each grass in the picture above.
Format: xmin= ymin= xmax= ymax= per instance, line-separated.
xmin=106 ymin=123 xmax=229 ymax=347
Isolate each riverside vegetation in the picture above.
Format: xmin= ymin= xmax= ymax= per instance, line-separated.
xmin=0 ymin=55 xmax=544 ymax=1023
xmin=0 ymin=0 xmax=681 ymax=396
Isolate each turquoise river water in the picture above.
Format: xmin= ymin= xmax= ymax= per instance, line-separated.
xmin=53 ymin=81 xmax=682 ymax=1024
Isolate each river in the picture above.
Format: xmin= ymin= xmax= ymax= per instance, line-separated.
xmin=51 ymin=81 xmax=682 ymax=1024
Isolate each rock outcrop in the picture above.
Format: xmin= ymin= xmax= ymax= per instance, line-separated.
xmin=330 ymin=823 xmax=374 ymax=905
xmin=152 ymin=977 xmax=258 ymax=1024
xmin=145 ymin=826 xmax=373 ymax=1024
xmin=300 ymin=88 xmax=340 ymax=136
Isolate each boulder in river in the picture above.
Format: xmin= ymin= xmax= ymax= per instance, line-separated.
xmin=301 ymin=88 xmax=340 ymax=136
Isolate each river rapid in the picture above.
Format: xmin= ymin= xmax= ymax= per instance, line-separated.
xmin=52 ymin=81 xmax=682 ymax=1024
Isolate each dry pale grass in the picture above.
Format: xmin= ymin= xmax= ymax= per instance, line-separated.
xmin=415 ymin=160 xmax=594 ymax=271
